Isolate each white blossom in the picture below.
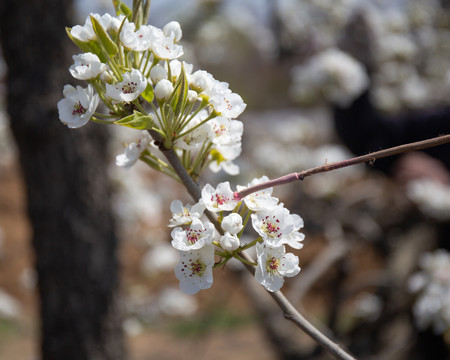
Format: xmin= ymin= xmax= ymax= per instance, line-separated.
xmin=69 ymin=52 xmax=107 ymax=80
xmin=209 ymin=92 xmax=247 ymax=118
xmin=120 ymin=22 xmax=152 ymax=51
xmin=201 ymin=182 xmax=239 ymax=212
xmin=151 ymin=31 xmax=184 ymax=60
xmin=168 ymin=200 xmax=205 ymax=227
xmin=57 ymin=84 xmax=99 ymax=128
xmin=106 ymin=69 xmax=147 ymax=103
xmin=251 ymin=203 xmax=305 ymax=249
xmin=175 ymin=245 xmax=214 ymax=295
xmin=154 ymin=79 xmax=174 ymax=101
xmin=149 ymin=64 xmax=167 ymax=85
xmin=255 ymin=243 xmax=300 ymax=292
xmin=115 ymin=132 xmax=151 ymax=168
xmin=219 ymin=232 xmax=240 ymax=251
xmin=236 ymin=176 xmax=279 ymax=212
xmin=221 ymin=213 xmax=243 ymax=235
xmin=163 ymin=21 xmax=183 ymax=42
xmin=171 ymin=218 xmax=215 ymax=251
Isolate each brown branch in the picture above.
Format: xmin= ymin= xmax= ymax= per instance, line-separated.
xmin=234 ymin=134 xmax=450 ymax=200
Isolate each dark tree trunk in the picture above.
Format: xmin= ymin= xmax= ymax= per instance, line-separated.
xmin=0 ymin=1 xmax=125 ymax=359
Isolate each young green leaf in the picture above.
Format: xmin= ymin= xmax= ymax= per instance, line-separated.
xmin=90 ymin=15 xmax=119 ymax=57
xmin=114 ymin=111 xmax=153 ymax=130
xmin=112 ymin=0 xmax=132 ymax=19
xmin=141 ymin=82 xmax=154 ymax=103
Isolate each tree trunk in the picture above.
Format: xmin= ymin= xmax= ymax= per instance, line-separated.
xmin=0 ymin=1 xmax=125 ymax=359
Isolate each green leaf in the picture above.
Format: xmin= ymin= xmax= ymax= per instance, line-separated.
xmin=112 ymin=0 xmax=132 ymax=19
xmin=114 ymin=111 xmax=153 ymax=130
xmin=141 ymin=82 xmax=154 ymax=103
xmin=90 ymin=15 xmax=119 ymax=57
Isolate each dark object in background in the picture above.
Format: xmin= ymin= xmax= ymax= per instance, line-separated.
xmin=0 ymin=1 xmax=125 ymax=359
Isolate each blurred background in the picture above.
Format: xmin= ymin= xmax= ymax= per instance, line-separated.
xmin=0 ymin=0 xmax=449 ymax=359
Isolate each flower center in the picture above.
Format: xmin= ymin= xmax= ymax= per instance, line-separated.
xmin=262 ymin=216 xmax=281 ymax=237
xmin=213 ymin=124 xmax=227 ymax=137
xmin=180 ymin=259 xmax=206 ymax=277
xmin=186 ymin=227 xmax=204 ymax=245
xmin=266 ymin=256 xmax=280 ymax=275
xmin=72 ymin=102 xmax=87 ymax=116
xmin=121 ymin=81 xmax=137 ymax=94
xmin=212 ymin=193 xmax=229 ymax=207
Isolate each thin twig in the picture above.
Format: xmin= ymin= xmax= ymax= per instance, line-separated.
xmin=149 ymin=130 xmax=356 ymax=360
xmin=234 ymin=134 xmax=450 ymax=200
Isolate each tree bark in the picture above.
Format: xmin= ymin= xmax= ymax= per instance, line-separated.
xmin=0 ymin=1 xmax=125 ymax=359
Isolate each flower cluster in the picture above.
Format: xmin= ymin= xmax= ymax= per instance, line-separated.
xmin=408 ymin=249 xmax=450 ymax=334
xmin=57 ymin=9 xmax=246 ymax=177
xmin=169 ymin=177 xmax=304 ymax=295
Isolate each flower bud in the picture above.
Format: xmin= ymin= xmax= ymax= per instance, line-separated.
xmin=220 ymin=232 xmax=240 ymax=251
xmin=163 ymin=21 xmax=182 ymax=42
xmin=150 ymin=64 xmax=167 ymax=85
xmin=154 ymin=79 xmax=174 ymax=101
xmin=221 ymin=213 xmax=243 ymax=235
xmin=187 ymin=90 xmax=198 ymax=104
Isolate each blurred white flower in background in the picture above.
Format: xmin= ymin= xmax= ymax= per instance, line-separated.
xmin=409 ymin=249 xmax=450 ymax=334
xmin=406 ymin=179 xmax=450 ymax=221
xmin=0 ymin=288 xmax=21 ymax=320
xmin=290 ymin=48 xmax=369 ymax=107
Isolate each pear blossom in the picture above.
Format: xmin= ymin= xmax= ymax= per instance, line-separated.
xmin=57 ymin=84 xmax=99 ymax=128
xmin=209 ymin=92 xmax=246 ymax=118
xmin=201 ymin=182 xmax=239 ymax=212
xmin=149 ymin=64 xmax=167 ymax=85
xmin=169 ymin=200 xmax=205 ymax=227
xmin=116 ymin=132 xmax=151 ymax=168
xmin=163 ymin=21 xmax=183 ymax=42
xmin=171 ymin=218 xmax=215 ymax=251
xmin=167 ymin=60 xmax=193 ymax=81
xmin=209 ymin=159 xmax=240 ymax=176
xmin=154 ymin=79 xmax=174 ymax=101
xmin=120 ymin=23 xmax=152 ymax=51
xmin=175 ymin=245 xmax=214 ymax=295
xmin=190 ymin=70 xmax=214 ymax=93
xmin=209 ymin=143 xmax=242 ymax=175
xmin=220 ymin=232 xmax=240 ymax=251
xmin=208 ymin=117 xmax=243 ymax=146
xmin=70 ymin=13 xmax=125 ymax=42
xmin=251 ymin=203 xmax=304 ymax=249
xmin=151 ymin=32 xmax=184 ymax=60
xmin=221 ymin=213 xmax=243 ymax=235
xmin=106 ymin=69 xmax=147 ymax=103
xmin=70 ymin=17 xmax=96 ymax=42
xmin=69 ymin=53 xmax=107 ymax=80
xmin=187 ymin=90 xmax=198 ymax=103
xmin=255 ymin=243 xmax=300 ymax=292
xmin=237 ymin=176 xmax=279 ymax=212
